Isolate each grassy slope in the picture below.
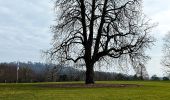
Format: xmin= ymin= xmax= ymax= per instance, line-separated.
xmin=0 ymin=81 xmax=170 ymax=100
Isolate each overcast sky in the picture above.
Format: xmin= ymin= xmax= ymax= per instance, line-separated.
xmin=0 ymin=0 xmax=169 ymax=76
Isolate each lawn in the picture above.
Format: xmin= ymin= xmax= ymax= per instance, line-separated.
xmin=0 ymin=81 xmax=170 ymax=100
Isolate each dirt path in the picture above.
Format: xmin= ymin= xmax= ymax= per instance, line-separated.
xmin=38 ymin=83 xmax=142 ymax=88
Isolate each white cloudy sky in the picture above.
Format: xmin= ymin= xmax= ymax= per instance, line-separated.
xmin=0 ymin=0 xmax=170 ymax=76
xmin=143 ymin=0 xmax=170 ymax=76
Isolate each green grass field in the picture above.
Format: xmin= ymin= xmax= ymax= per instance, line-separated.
xmin=0 ymin=81 xmax=170 ymax=100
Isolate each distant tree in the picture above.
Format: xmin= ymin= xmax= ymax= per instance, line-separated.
xmin=151 ymin=75 xmax=160 ymax=81
xmin=133 ymin=74 xmax=140 ymax=80
xmin=45 ymin=66 xmax=59 ymax=82
xmin=162 ymin=77 xmax=169 ymax=81
xmin=161 ymin=32 xmax=170 ymax=75
xmin=59 ymin=75 xmax=68 ymax=81
xmin=134 ymin=63 xmax=149 ymax=80
xmin=19 ymin=66 xmax=34 ymax=82
xmin=48 ymin=0 xmax=155 ymax=84
xmin=115 ymin=73 xmax=126 ymax=80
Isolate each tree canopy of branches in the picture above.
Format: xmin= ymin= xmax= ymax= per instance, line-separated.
xmin=49 ymin=0 xmax=154 ymax=84
xmin=161 ymin=32 xmax=170 ymax=74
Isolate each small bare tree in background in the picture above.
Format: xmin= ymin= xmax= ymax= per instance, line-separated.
xmin=48 ymin=0 xmax=154 ymax=84
xmin=161 ymin=32 xmax=170 ymax=76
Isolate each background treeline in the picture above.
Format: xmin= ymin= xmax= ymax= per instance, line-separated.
xmin=0 ymin=62 xmax=169 ymax=83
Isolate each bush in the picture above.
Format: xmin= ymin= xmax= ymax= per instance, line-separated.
xmin=151 ymin=75 xmax=160 ymax=81
xmin=163 ymin=77 xmax=169 ymax=81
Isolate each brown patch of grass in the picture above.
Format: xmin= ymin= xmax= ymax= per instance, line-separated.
xmin=38 ymin=83 xmax=142 ymax=88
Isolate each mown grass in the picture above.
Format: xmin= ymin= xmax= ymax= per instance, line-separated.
xmin=0 ymin=81 xmax=170 ymax=100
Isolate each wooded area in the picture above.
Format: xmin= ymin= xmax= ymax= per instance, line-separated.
xmin=0 ymin=62 xmax=168 ymax=83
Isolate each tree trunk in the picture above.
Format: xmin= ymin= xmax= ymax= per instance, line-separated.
xmin=85 ymin=63 xmax=94 ymax=84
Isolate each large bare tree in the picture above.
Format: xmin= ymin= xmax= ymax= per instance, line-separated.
xmin=48 ymin=0 xmax=154 ymax=84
